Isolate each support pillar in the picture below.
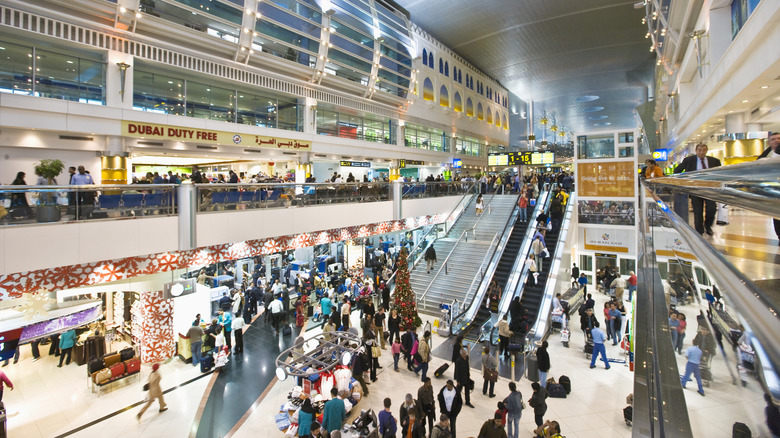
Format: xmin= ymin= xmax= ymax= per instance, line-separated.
xmin=178 ymin=182 xmax=197 ymax=251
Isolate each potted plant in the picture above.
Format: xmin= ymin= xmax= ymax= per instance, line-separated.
xmin=34 ymin=159 xmax=65 ymax=222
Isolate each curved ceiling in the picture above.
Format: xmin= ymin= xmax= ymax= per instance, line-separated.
xmin=396 ymin=0 xmax=654 ymax=136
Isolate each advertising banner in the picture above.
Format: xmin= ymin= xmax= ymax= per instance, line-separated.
xmin=577 ymin=161 xmax=635 ymax=197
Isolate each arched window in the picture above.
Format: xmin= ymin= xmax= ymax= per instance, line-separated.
xmin=454 ymin=92 xmax=463 ymax=112
xmin=466 ymin=98 xmax=474 ymax=117
xmin=458 ymin=70 xmax=462 ymax=83
xmin=495 ymin=111 xmax=501 ymax=127
xmin=444 ymin=61 xmax=449 ymax=77
xmin=477 ymin=102 xmax=484 ymax=120
xmin=486 ymin=108 xmax=492 ymax=124
xmin=439 ymin=58 xmax=443 ymax=74
xmin=502 ymin=113 xmax=508 ymax=129
xmin=465 ymin=74 xmax=469 ymax=87
xmin=439 ymin=86 xmax=449 ymax=107
xmin=423 ymin=78 xmax=434 ymax=101
xmin=453 ymin=67 xmax=457 ymax=81
xmin=422 ymin=49 xmax=428 ymax=67
xmin=428 ymin=52 xmax=433 ymax=68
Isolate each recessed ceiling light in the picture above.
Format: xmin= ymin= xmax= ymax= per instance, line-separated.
xmin=742 ymin=100 xmax=749 ymax=103
xmin=593 ymin=122 xmax=611 ymax=127
xmin=588 ymin=115 xmax=608 ymax=120
xmin=761 ymin=85 xmax=769 ymax=89
xmin=584 ymin=106 xmax=605 ymax=113
xmin=576 ymin=95 xmax=600 ymax=103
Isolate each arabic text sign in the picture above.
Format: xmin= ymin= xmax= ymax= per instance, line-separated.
xmin=121 ymin=121 xmax=311 ymax=150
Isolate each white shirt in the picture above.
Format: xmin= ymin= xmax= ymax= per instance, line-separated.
xmin=442 ymin=387 xmax=456 ymax=411
xmin=696 ymin=156 xmax=709 ymax=170
xmin=769 ymin=150 xmax=780 ymax=159
xmin=268 ymin=299 xmax=284 ymax=314
xmin=232 ymin=316 xmax=245 ymax=331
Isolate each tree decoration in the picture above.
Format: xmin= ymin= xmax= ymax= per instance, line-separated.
xmin=392 ymin=247 xmax=422 ymax=330
xmin=349 ymin=256 xmax=365 ymax=281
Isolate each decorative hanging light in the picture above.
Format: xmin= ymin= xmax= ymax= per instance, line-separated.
xmin=540 ymin=115 xmax=548 ymax=126
xmin=550 ymin=124 xmax=558 ymax=132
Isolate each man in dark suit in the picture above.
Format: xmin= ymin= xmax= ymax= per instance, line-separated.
xmin=757 ymin=132 xmax=780 ymax=241
xmin=674 ymin=143 xmax=721 ymax=235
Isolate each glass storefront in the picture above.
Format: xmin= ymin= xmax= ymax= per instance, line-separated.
xmin=404 ymin=123 xmax=449 ymax=153
xmin=133 ymin=69 xmax=303 ymax=131
xmin=317 ymin=109 xmax=396 ymax=144
xmin=0 ymin=40 xmax=105 ymax=104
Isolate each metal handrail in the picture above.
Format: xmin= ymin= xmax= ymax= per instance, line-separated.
xmin=449 ymin=192 xmax=525 ymax=333
xmin=385 ymin=182 xmax=477 ymax=287
xmin=643 ymin=181 xmax=780 ymax=400
xmin=418 ymin=229 xmax=471 ymax=306
xmin=523 ymin=192 xmax=576 ymax=350
xmin=496 ymin=184 xmax=556 ymax=318
xmin=422 ymin=232 xmax=499 ymax=316
xmin=643 ymin=159 xmax=780 ymax=218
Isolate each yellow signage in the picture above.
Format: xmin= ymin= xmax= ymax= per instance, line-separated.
xmin=577 ymin=162 xmax=635 ymax=198
xmin=121 ymin=121 xmax=311 ymax=150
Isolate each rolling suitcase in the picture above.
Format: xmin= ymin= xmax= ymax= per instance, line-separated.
xmin=584 ymin=342 xmax=594 ymax=359
xmin=559 ymin=375 xmax=571 ymax=394
xmin=201 ymin=354 xmax=214 ymax=372
xmin=623 ymin=406 xmax=633 ymax=426
xmin=433 ymin=363 xmax=449 ymax=378
xmin=282 ymin=325 xmax=292 ymax=336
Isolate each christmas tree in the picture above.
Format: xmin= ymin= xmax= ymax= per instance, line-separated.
xmin=392 ymin=247 xmax=422 ymax=330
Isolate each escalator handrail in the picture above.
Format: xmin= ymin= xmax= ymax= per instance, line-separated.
xmin=641 ymin=181 xmax=780 ymax=400
xmin=643 ymin=159 xmax=780 ymax=218
xmin=496 ymin=184 xmax=556 ymax=319
xmin=386 ymin=181 xmax=478 ymax=287
xmin=418 ymin=228 xmax=470 ymax=306
xmin=523 ymin=192 xmax=576 ymax=350
xmin=449 ymin=192 xmax=525 ymax=334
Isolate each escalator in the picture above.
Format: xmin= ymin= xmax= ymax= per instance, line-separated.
xmin=461 ymin=205 xmax=533 ymax=344
xmin=519 ymin=222 xmax=562 ymax=324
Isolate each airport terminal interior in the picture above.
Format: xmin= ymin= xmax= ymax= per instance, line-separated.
xmin=0 ymin=0 xmax=778 ymax=437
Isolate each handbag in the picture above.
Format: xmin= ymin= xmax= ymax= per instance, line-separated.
xmin=468 ymin=378 xmax=475 ymax=391
xmin=143 ymin=383 xmax=150 ymax=391
xmin=484 ymin=368 xmax=498 ymax=382
xmin=371 ymin=345 xmax=382 ymax=357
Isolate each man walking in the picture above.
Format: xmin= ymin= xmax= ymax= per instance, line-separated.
xmin=414 ymin=331 xmax=431 ymax=381
xmin=589 ymin=326 xmax=611 ymax=370
xmin=418 ymin=378 xmax=436 ymax=435
xmin=438 ymin=380 xmax=463 ymax=438
xmin=425 ymin=245 xmax=437 ymax=273
xmin=454 ymin=349 xmax=474 ymax=408
xmin=680 ymin=344 xmax=705 ymax=396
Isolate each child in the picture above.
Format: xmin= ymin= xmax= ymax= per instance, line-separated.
xmin=391 ymin=336 xmax=402 ymax=372
xmin=495 ymin=401 xmax=507 ymax=426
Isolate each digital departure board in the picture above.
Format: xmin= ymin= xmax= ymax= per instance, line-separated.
xmin=488 ymin=152 xmax=555 ymax=166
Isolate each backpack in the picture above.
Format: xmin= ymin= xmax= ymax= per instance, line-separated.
xmin=360 ymin=352 xmax=371 ymax=370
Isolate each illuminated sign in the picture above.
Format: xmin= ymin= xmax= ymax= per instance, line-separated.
xmin=121 ymin=121 xmax=311 ymax=150
xmin=399 ymin=159 xmax=425 ymax=168
xmin=652 ymin=149 xmax=668 ymax=161
xmin=488 ymin=152 xmax=555 ymax=166
xmin=340 ymin=161 xmax=371 ymax=168
xmin=452 ymin=159 xmax=462 ymax=169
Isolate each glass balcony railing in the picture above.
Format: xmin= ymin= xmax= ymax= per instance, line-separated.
xmin=635 ymin=160 xmax=780 ymax=437
xmin=0 ymin=181 xmax=471 ymax=226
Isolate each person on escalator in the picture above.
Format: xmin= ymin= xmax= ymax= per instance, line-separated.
xmin=531 ymin=236 xmax=546 ymax=272
xmin=525 ymin=255 xmax=539 ymax=285
xmin=535 ymin=211 xmax=548 ymax=230
xmin=549 ymin=197 xmax=563 ymax=233
xmin=517 ymin=193 xmax=529 ymax=222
